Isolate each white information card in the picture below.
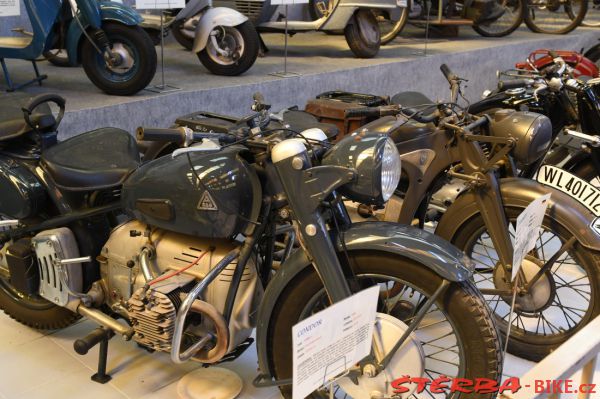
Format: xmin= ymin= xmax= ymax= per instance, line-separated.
xmin=0 ymin=0 xmax=20 ymax=17
xmin=135 ymin=0 xmax=185 ymax=10
xmin=292 ymin=285 xmax=379 ymax=399
xmin=512 ymin=193 xmax=551 ymax=280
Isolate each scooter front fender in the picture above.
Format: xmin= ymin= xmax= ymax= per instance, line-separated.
xmin=175 ymin=0 xmax=210 ymax=20
xmin=255 ymin=221 xmax=474 ymax=382
xmin=65 ymin=1 xmax=143 ymax=65
xmin=435 ymin=177 xmax=600 ymax=251
xmin=191 ymin=7 xmax=248 ymax=53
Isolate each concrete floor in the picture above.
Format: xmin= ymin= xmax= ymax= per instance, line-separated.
xmin=0 ymin=26 xmax=598 ymax=139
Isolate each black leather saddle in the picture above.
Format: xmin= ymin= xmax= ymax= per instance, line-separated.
xmin=41 ymin=128 xmax=141 ymax=191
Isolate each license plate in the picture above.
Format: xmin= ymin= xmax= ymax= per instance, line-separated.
xmin=536 ymin=164 xmax=600 ymax=217
xmin=397 ymin=0 xmax=408 ymax=7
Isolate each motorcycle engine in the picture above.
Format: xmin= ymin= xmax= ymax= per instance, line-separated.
xmin=99 ymin=220 xmax=259 ymax=360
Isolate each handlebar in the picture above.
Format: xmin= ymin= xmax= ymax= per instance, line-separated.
xmin=344 ymin=105 xmax=400 ymax=119
xmin=498 ymin=78 xmax=534 ymax=91
xmin=440 ymin=64 xmax=458 ymax=83
xmin=137 ymin=126 xmax=237 ymax=145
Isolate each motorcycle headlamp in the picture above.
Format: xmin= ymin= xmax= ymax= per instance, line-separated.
xmin=322 ymin=133 xmax=401 ymax=206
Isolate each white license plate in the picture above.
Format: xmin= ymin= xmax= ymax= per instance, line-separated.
xmin=536 ymin=164 xmax=600 ymax=217
xmin=396 ymin=0 xmax=408 ymax=7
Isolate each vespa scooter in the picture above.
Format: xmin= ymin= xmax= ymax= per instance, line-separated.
xmin=0 ymin=0 xmax=157 ymax=95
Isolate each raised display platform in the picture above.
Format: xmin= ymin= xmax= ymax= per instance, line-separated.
xmin=1 ymin=26 xmax=598 ymax=138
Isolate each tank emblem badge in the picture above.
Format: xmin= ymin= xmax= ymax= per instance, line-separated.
xmin=198 ymin=191 xmax=218 ymax=211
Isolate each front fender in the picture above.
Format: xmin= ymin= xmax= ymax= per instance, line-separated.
xmin=66 ymin=1 xmax=143 ymax=65
xmin=435 ymin=177 xmax=600 ymax=251
xmin=255 ymin=221 xmax=473 ymax=380
xmin=192 ymin=7 xmax=248 ymax=53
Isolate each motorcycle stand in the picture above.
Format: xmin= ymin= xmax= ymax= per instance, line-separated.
xmin=269 ymin=4 xmax=301 ymax=78
xmin=0 ymin=58 xmax=47 ymax=92
xmin=73 ymin=327 xmax=115 ymax=384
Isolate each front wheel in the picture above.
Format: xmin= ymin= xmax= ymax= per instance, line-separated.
xmin=197 ymin=21 xmax=259 ymax=76
xmin=268 ymin=251 xmax=503 ymax=399
xmin=374 ymin=5 xmax=410 ymax=45
xmin=81 ymin=22 xmax=157 ymax=96
xmin=472 ymin=0 xmax=525 ymax=37
xmin=344 ymin=9 xmax=381 ymax=58
xmin=449 ymin=207 xmax=600 ymax=361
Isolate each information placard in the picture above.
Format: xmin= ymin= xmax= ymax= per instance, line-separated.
xmin=271 ymin=0 xmax=309 ymax=5
xmin=292 ymin=286 xmax=379 ymax=399
xmin=512 ymin=193 xmax=551 ymax=280
xmin=0 ymin=0 xmax=20 ymax=17
xmin=135 ymin=0 xmax=185 ymax=10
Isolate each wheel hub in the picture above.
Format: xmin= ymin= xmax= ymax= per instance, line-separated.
xmin=105 ymin=43 xmax=134 ymax=73
xmin=493 ymin=257 xmax=556 ymax=313
xmin=337 ymin=313 xmax=424 ymax=399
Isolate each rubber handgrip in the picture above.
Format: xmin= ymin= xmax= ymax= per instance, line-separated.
xmin=498 ymin=79 xmax=531 ymax=90
xmin=344 ymin=107 xmax=381 ymax=118
xmin=136 ymin=127 xmax=186 ymax=143
xmin=440 ymin=64 xmax=457 ymax=82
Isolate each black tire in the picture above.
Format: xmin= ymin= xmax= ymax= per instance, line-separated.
xmin=0 ymin=269 xmax=79 ymax=330
xmin=377 ymin=6 xmax=410 ymax=45
xmin=524 ymin=0 xmax=587 ymax=34
xmin=171 ymin=19 xmax=194 ymax=51
xmin=197 ymin=21 xmax=259 ymax=76
xmin=81 ymin=22 xmax=157 ymax=96
xmin=344 ymin=10 xmax=381 ymax=58
xmin=44 ymin=50 xmax=73 ymax=67
xmin=450 ymin=207 xmax=600 ymax=361
xmin=472 ymin=0 xmax=525 ymax=37
xmin=268 ymin=251 xmax=503 ymax=399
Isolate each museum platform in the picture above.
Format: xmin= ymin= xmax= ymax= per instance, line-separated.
xmin=1 ymin=26 xmax=598 ymax=138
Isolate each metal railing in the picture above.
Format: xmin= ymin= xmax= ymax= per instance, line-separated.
xmin=501 ymin=315 xmax=600 ymax=399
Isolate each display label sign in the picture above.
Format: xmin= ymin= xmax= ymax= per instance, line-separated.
xmin=512 ymin=193 xmax=551 ymax=280
xmin=0 ymin=0 xmax=20 ymax=17
xmin=536 ymin=164 xmax=600 ymax=217
xmin=271 ymin=0 xmax=309 ymax=5
xmin=396 ymin=0 xmax=408 ymax=7
xmin=292 ymin=286 xmax=379 ymax=399
xmin=135 ymin=0 xmax=185 ymax=10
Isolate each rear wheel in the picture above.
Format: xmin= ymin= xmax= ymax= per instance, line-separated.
xmin=197 ymin=21 xmax=259 ymax=76
xmin=81 ymin=22 xmax=157 ymax=96
xmin=344 ymin=10 xmax=381 ymax=58
xmin=171 ymin=18 xmax=195 ymax=51
xmin=581 ymin=0 xmax=600 ymax=26
xmin=524 ymin=0 xmax=587 ymax=34
xmin=473 ymin=0 xmax=525 ymax=37
xmin=374 ymin=5 xmax=410 ymax=45
xmin=268 ymin=251 xmax=502 ymax=399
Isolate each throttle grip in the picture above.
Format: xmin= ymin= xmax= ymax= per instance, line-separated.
xmin=440 ymin=64 xmax=458 ymax=82
xmin=497 ymin=79 xmax=533 ymax=91
xmin=136 ymin=127 xmax=188 ymax=143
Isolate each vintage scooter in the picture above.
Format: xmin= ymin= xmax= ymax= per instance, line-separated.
xmin=0 ymin=0 xmax=157 ymax=95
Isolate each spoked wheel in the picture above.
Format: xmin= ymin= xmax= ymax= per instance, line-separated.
xmin=197 ymin=21 xmax=259 ymax=76
xmin=268 ymin=252 xmax=502 ymax=399
xmin=452 ymin=208 xmax=600 ymax=361
xmin=524 ymin=0 xmax=588 ymax=34
xmin=373 ymin=5 xmax=410 ymax=45
xmin=171 ymin=18 xmax=197 ymax=51
xmin=345 ymin=9 xmax=382 ymax=58
xmin=581 ymin=0 xmax=600 ymax=26
xmin=81 ymin=22 xmax=157 ymax=96
xmin=0 ymin=216 xmax=78 ymax=329
xmin=473 ymin=0 xmax=525 ymax=37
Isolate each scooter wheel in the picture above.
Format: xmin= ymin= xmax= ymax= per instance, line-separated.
xmin=344 ymin=9 xmax=381 ymax=58
xmin=171 ymin=19 xmax=195 ymax=51
xmin=197 ymin=21 xmax=259 ymax=76
xmin=81 ymin=22 xmax=157 ymax=96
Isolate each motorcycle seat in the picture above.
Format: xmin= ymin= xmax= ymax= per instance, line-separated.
xmin=0 ymin=95 xmax=56 ymax=141
xmin=283 ymin=110 xmax=340 ymax=140
xmin=41 ymin=128 xmax=141 ymax=191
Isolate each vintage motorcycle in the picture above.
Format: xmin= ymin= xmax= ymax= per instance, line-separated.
xmin=309 ymin=64 xmax=600 ymax=362
xmin=0 ymin=93 xmax=502 ymax=398
xmin=470 ymin=52 xmax=600 ymax=188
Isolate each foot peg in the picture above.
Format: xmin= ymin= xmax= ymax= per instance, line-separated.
xmin=74 ymin=327 xmax=115 ymax=384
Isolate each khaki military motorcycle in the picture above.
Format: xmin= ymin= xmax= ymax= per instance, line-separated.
xmin=0 ymin=94 xmax=501 ymax=398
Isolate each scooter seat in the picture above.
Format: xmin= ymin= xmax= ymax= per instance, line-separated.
xmin=0 ymin=37 xmax=32 ymax=49
xmin=0 ymin=95 xmax=56 ymax=141
xmin=41 ymin=128 xmax=141 ymax=191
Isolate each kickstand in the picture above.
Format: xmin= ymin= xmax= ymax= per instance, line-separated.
xmin=1 ymin=58 xmax=48 ymax=92
xmin=73 ymin=327 xmax=115 ymax=384
xmin=258 ymin=33 xmax=269 ymax=57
